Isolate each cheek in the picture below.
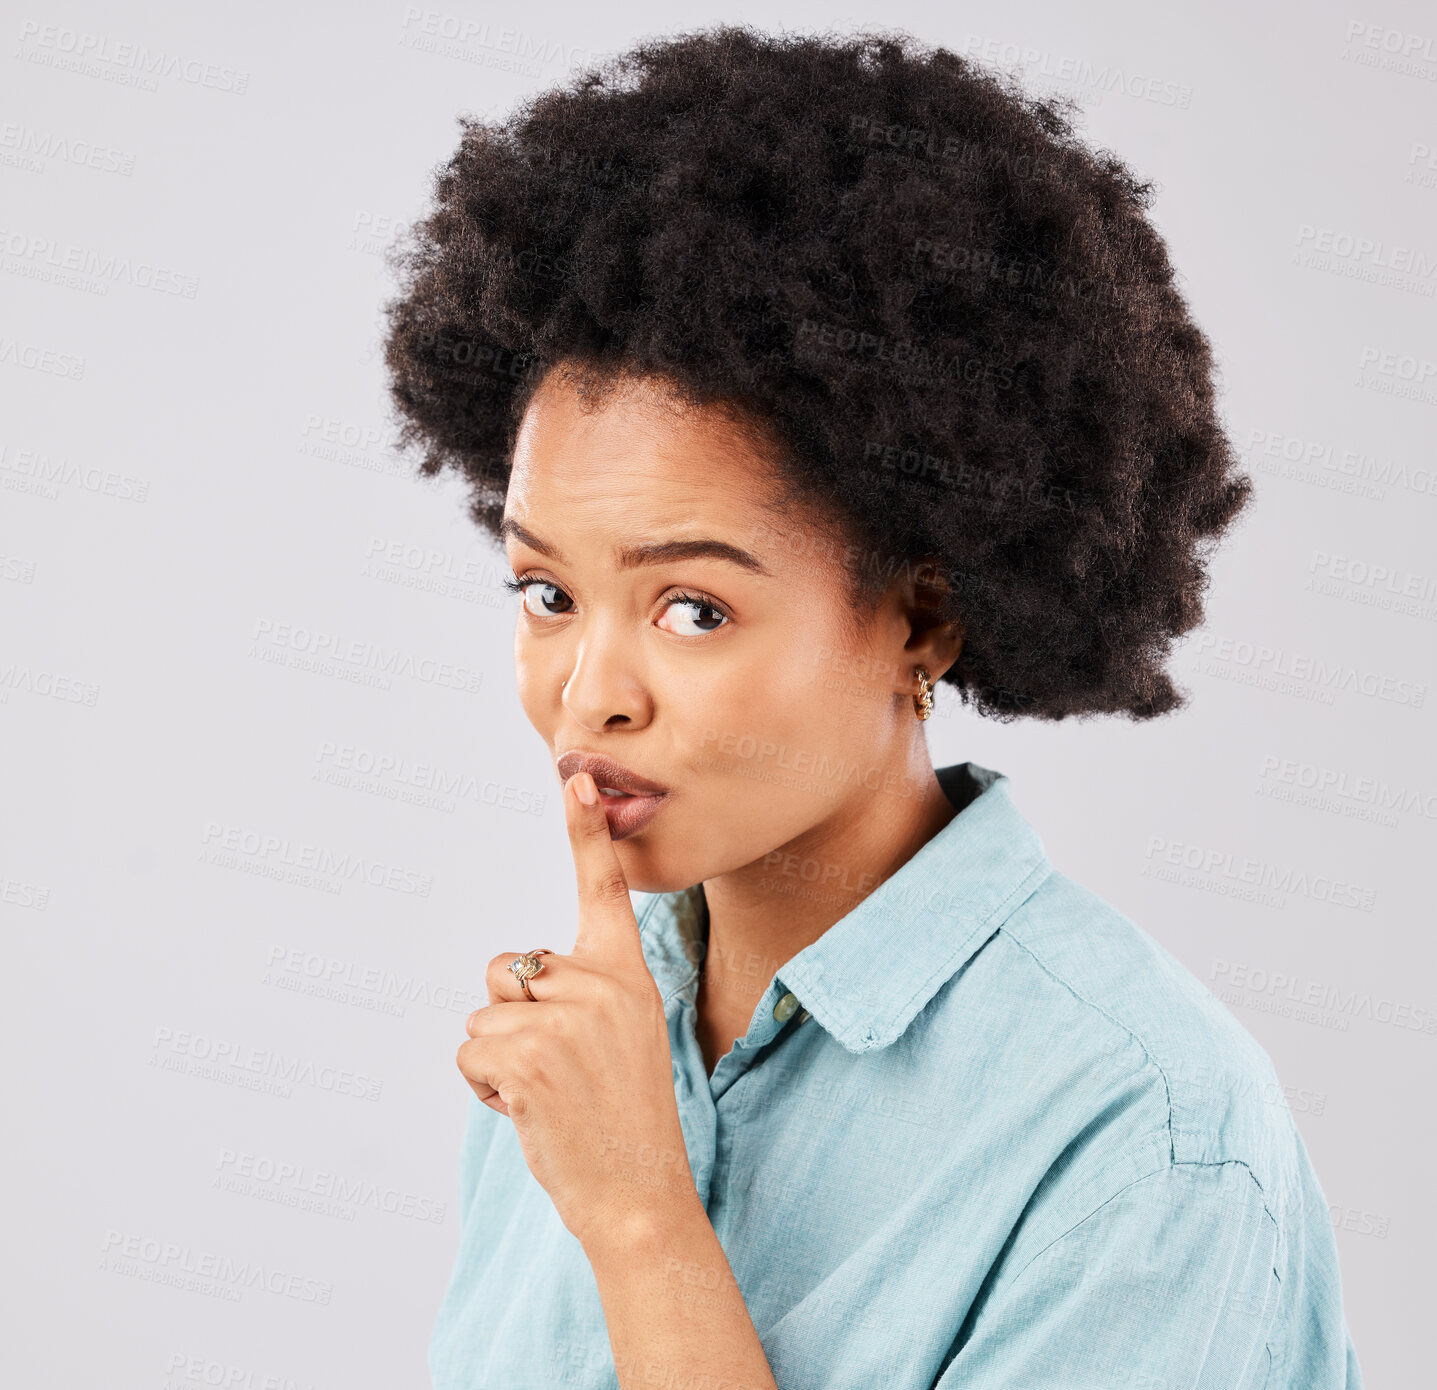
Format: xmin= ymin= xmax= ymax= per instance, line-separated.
xmin=677 ymin=642 xmax=859 ymax=800
xmin=674 ymin=649 xmax=811 ymax=752
xmin=512 ymin=628 xmax=551 ymax=730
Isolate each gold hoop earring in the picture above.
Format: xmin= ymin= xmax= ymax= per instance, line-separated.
xmin=913 ymin=666 xmax=934 ymax=721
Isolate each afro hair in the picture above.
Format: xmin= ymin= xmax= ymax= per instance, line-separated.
xmin=381 ymin=23 xmax=1253 ymax=721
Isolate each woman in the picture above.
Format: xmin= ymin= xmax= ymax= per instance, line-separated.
xmin=382 ymin=25 xmax=1362 ymax=1390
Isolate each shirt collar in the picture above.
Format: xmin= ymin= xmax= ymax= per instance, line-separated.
xmin=634 ymin=761 xmax=1053 ymax=1055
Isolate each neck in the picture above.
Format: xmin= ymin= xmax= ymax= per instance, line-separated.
xmin=694 ymin=744 xmax=959 ymax=1053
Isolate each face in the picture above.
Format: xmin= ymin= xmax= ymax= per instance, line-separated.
xmin=501 ymin=365 xmax=956 ymax=894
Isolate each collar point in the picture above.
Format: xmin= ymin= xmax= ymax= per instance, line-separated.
xmin=836 ymin=1022 xmax=893 ymax=1055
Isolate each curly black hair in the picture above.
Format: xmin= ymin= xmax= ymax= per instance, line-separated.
xmin=381 ymin=23 xmax=1253 ymax=721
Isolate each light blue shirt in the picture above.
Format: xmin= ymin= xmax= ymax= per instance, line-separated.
xmin=429 ymin=762 xmax=1362 ymax=1388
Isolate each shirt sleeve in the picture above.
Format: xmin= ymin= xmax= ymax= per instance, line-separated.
xmin=937 ymin=1161 xmax=1282 ymax=1389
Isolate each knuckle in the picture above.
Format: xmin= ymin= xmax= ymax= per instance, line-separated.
xmin=584 ymin=971 xmax=622 ymax=1010
xmin=516 ymin=1033 xmax=544 ymax=1068
xmin=591 ymin=868 xmax=630 ymax=906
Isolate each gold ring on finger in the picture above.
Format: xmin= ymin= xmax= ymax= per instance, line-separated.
xmin=509 ymin=948 xmax=554 ymax=1000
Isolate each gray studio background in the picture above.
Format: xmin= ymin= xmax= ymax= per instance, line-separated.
xmin=3 ymin=1 xmax=1432 ymax=1385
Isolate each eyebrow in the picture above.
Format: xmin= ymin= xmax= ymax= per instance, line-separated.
xmin=499 ymin=518 xmax=772 ymax=576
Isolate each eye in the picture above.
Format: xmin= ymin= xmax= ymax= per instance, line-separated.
xmin=503 ymin=575 xmax=573 ymax=617
xmin=502 ymin=575 xmax=730 ymax=635
xmin=658 ymin=590 xmax=730 ymax=637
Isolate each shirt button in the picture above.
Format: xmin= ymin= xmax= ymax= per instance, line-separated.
xmin=773 ymin=991 xmax=800 ymax=1023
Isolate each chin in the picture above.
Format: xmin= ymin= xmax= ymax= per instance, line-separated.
xmin=611 ymin=824 xmax=719 ymax=894
xmin=614 ymin=846 xmax=696 ymax=896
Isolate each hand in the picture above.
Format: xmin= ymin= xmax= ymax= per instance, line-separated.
xmin=456 ymin=771 xmax=701 ymax=1252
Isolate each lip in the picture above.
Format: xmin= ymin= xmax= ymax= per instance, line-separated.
xmin=555 ymin=749 xmax=672 ymax=841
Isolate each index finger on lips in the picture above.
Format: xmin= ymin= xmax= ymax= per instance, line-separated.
xmin=564 ymin=771 xmax=639 ymax=956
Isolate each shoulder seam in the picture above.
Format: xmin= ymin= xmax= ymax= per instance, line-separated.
xmin=997 ymin=928 xmax=1177 ymax=1165
xmin=1007 ymin=1156 xmax=1281 ymax=1294
xmin=1004 ymin=1158 xmax=1172 ymax=1288
xmin=1172 ymin=1157 xmax=1281 ymax=1231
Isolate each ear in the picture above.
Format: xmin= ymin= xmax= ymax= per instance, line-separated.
xmin=897 ymin=558 xmax=964 ymax=684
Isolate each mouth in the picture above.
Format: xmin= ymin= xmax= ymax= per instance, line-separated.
xmin=555 ymin=749 xmax=671 ymax=841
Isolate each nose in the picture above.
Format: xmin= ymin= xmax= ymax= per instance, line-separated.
xmin=560 ymin=622 xmax=653 ymax=732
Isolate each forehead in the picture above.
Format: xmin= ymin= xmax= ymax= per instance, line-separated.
xmin=505 ymin=370 xmax=787 ymax=542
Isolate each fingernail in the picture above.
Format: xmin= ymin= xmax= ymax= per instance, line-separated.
xmin=574 ymin=772 xmax=598 ymax=806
